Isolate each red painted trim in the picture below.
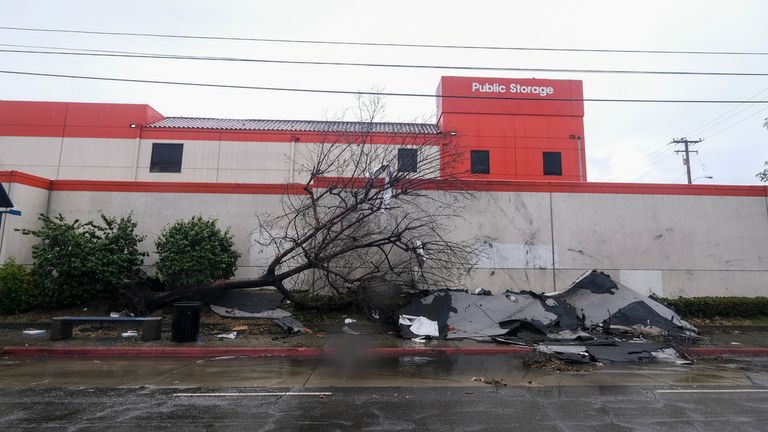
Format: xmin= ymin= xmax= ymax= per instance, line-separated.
xmin=0 ymin=100 xmax=164 ymax=139
xmin=312 ymin=176 xmax=386 ymax=189
xmin=141 ymin=128 xmax=443 ymax=145
xmin=7 ymin=345 xmax=768 ymax=359
xmin=0 ymin=345 xmax=531 ymax=358
xmin=2 ymin=170 xmax=765 ymax=198
xmin=1 ymin=346 xmax=323 ymax=358
xmin=545 ymin=181 xmax=767 ymax=197
xmin=64 ymin=127 xmax=142 ymax=139
xmin=0 ymin=171 xmax=52 ymax=190
xmin=0 ymin=127 xmax=443 ymax=144
xmin=52 ymin=180 xmax=308 ymax=195
xmin=315 ymin=177 xmax=768 ymax=198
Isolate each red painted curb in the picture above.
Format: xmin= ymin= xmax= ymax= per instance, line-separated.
xmin=1 ymin=346 xmax=531 ymax=358
xmin=1 ymin=346 xmax=324 ymax=358
xmin=4 ymin=346 xmax=767 ymax=359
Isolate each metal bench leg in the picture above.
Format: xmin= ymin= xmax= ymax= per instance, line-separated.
xmin=141 ymin=319 xmax=162 ymax=341
xmin=50 ymin=320 xmax=73 ymax=340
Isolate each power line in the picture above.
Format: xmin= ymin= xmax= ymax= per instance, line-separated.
xmin=605 ymin=150 xmax=678 ymax=183
xmin=1 ymin=45 xmax=767 ymax=77
xmin=596 ymin=136 xmax=696 ymax=181
xmin=695 ymin=153 xmax=713 ymax=178
xmin=0 ymin=26 xmax=766 ymax=56
xmin=684 ymin=86 xmax=768 ymax=137
xmin=627 ymin=91 xmax=768 ymax=177
xmin=596 ymin=149 xmax=667 ymax=181
xmin=597 ymin=149 xmax=676 ymax=182
xmin=3 ymin=69 xmax=768 ymax=104
xmin=0 ymin=43 xmax=136 ymax=53
xmin=703 ymin=103 xmax=768 ymax=139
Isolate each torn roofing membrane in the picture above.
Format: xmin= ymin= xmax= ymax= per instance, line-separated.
xmin=398 ymin=291 xmax=456 ymax=338
xmin=208 ymin=288 xmax=310 ymax=334
xmin=536 ymin=341 xmax=692 ymax=364
xmin=548 ymin=271 xmax=697 ymax=337
xmin=398 ymin=271 xmax=698 ymax=362
xmin=207 ymin=288 xmax=283 ymax=313
xmin=398 ymin=290 xmax=563 ymax=340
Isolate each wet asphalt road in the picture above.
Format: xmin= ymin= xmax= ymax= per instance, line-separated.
xmin=3 ymin=385 xmax=768 ymax=431
xmin=1 ymin=355 xmax=768 ymax=431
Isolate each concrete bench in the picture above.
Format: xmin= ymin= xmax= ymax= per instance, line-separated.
xmin=50 ymin=316 xmax=162 ymax=341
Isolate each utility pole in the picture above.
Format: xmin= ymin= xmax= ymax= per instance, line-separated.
xmin=672 ymin=137 xmax=702 ymax=184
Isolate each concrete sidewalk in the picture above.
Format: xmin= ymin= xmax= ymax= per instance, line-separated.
xmin=2 ymin=321 xmax=768 ymax=358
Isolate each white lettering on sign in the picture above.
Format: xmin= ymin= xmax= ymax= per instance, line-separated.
xmin=472 ymin=82 xmax=506 ymax=93
xmin=471 ymin=82 xmax=555 ymax=97
xmin=509 ymin=83 xmax=554 ymax=96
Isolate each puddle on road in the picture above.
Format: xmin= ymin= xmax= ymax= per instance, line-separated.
xmin=667 ymin=372 xmax=752 ymax=385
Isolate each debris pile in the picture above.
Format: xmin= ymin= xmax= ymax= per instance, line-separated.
xmin=208 ymin=288 xmax=311 ymax=334
xmin=398 ymin=271 xmax=697 ymax=363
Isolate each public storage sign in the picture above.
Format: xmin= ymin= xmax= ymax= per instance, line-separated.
xmin=437 ymin=76 xmax=584 ymax=118
xmin=471 ymin=82 xmax=554 ymax=97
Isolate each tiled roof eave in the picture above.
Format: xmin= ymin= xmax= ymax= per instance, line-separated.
xmin=145 ymin=117 xmax=442 ymax=134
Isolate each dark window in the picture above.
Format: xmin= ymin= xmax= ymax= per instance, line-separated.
xmin=470 ymin=150 xmax=490 ymax=174
xmin=398 ymin=148 xmax=418 ymax=173
xmin=543 ymin=152 xmax=562 ymax=176
xmin=150 ymin=143 xmax=183 ymax=173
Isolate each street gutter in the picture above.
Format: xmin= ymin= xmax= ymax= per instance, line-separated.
xmin=3 ymin=345 xmax=768 ymax=358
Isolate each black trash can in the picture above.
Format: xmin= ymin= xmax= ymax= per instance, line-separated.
xmin=171 ymin=301 xmax=202 ymax=342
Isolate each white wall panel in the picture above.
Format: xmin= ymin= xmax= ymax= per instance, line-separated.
xmin=59 ymin=138 xmax=137 ymax=167
xmin=0 ymin=182 xmax=50 ymax=264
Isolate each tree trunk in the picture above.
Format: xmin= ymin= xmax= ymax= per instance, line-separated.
xmin=123 ymin=276 xmax=276 ymax=314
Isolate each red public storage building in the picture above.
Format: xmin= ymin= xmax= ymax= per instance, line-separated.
xmin=0 ymin=76 xmax=587 ymax=183
xmin=438 ymin=76 xmax=586 ymax=182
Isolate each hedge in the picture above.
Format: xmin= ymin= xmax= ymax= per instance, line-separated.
xmin=0 ymin=258 xmax=34 ymax=314
xmin=660 ymin=296 xmax=768 ymax=318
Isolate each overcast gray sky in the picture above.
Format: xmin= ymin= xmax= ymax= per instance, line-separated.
xmin=2 ymin=0 xmax=767 ymax=184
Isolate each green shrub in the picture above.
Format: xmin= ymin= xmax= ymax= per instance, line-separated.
xmin=154 ymin=216 xmax=240 ymax=289
xmin=20 ymin=214 xmax=147 ymax=309
xmin=0 ymin=258 xmax=34 ymax=314
xmin=660 ymin=296 xmax=768 ymax=318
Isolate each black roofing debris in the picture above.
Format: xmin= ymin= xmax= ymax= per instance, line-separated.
xmin=208 ymin=288 xmax=311 ymax=333
xmin=207 ymin=288 xmax=283 ymax=313
xmin=397 ymin=270 xmax=698 ymax=364
xmin=535 ymin=341 xmax=692 ymax=364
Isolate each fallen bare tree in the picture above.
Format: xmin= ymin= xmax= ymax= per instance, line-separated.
xmin=125 ymin=96 xmax=476 ymax=313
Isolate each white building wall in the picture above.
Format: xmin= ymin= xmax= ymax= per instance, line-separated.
xmin=0 ymin=181 xmax=50 ymax=264
xmin=2 ymin=182 xmax=766 ymax=297
xmin=0 ymin=136 xmax=62 ymax=179
xmin=57 ymin=137 xmax=139 ymax=181
xmin=1 ymin=136 xmax=441 ymax=183
xmin=217 ymin=141 xmax=292 ymax=183
xmin=46 ymin=190 xmax=288 ymax=279
xmin=550 ymin=193 xmax=768 ymax=296
xmin=453 ymin=191 xmax=556 ymax=292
